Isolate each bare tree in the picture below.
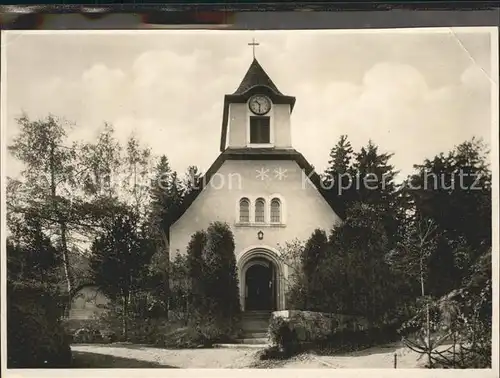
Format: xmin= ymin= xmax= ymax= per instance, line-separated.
xmin=387 ymin=217 xmax=440 ymax=367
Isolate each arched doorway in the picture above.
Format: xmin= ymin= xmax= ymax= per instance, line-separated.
xmin=244 ymin=258 xmax=277 ymax=311
xmin=238 ymin=247 xmax=284 ymax=312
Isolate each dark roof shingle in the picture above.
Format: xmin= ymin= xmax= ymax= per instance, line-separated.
xmin=232 ymin=58 xmax=283 ymax=96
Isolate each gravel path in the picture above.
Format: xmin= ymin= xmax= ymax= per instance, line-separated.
xmin=318 ymin=346 xmax=424 ymax=368
xmin=283 ymin=344 xmax=425 ymax=369
xmin=72 ymin=344 xmax=259 ymax=368
xmin=71 ymin=342 xmax=426 ymax=369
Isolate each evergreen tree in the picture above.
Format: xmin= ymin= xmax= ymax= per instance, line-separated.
xmin=290 ymin=204 xmax=406 ymax=323
xmin=322 ymin=135 xmax=356 ymax=213
xmin=203 ymin=222 xmax=240 ymax=333
xmin=186 ymin=230 xmax=207 ymax=313
xmin=353 ymin=140 xmax=397 ymax=203
xmin=329 ymin=203 xmax=400 ymax=322
xmin=406 ymin=138 xmax=491 ymax=253
xmin=323 ymin=137 xmax=401 ymax=244
xmin=7 ymin=217 xmax=60 ymax=287
xmin=325 ymin=135 xmax=353 ymax=175
xmin=300 ymin=229 xmax=329 ymax=310
xmin=403 ymin=138 xmax=491 ymax=295
xmin=149 ymin=155 xmax=183 ymax=243
xmin=147 ymin=155 xmax=184 ymax=316
xmin=89 ymin=209 xmax=155 ymax=340
xmin=182 ymin=165 xmax=202 ymax=197
xmin=353 ymin=140 xmax=401 ymax=245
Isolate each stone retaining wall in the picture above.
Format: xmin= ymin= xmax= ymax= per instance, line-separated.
xmin=271 ymin=310 xmax=369 ymax=343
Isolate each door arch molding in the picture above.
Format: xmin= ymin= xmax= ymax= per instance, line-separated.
xmin=238 ymin=247 xmax=284 ymax=311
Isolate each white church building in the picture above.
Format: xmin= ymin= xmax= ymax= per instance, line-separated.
xmin=169 ymin=56 xmax=342 ymax=313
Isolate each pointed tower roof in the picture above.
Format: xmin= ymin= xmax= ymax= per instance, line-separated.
xmin=232 ymin=58 xmax=284 ymax=96
xmin=219 ymin=57 xmax=295 ymax=152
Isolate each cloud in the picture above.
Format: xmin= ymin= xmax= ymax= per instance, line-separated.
xmin=5 ymin=31 xmax=494 ymax=181
xmin=460 ymin=64 xmax=492 ymax=92
xmin=292 ymin=61 xmax=492 ymax=179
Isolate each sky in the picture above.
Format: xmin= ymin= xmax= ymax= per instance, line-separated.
xmin=3 ymin=28 xmax=497 ymax=181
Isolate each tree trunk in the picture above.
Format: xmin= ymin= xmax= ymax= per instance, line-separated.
xmin=50 ymin=142 xmax=72 ymax=315
xmin=426 ymin=302 xmax=432 ymax=368
xmin=185 ymin=295 xmax=189 ymax=326
xmin=452 ymin=333 xmax=457 ymax=368
xmin=162 ymin=231 xmax=170 ymax=320
xmin=162 ymin=268 xmax=169 ymax=320
xmin=60 ymin=220 xmax=73 ymax=313
xmin=420 ymin=260 xmax=425 ymax=297
xmin=420 ymin=255 xmax=432 ymax=367
xmin=122 ymin=295 xmax=129 ymax=341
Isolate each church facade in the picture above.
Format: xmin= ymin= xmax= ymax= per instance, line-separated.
xmin=169 ymin=57 xmax=342 ymax=312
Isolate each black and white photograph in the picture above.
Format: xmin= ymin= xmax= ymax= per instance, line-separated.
xmin=1 ymin=27 xmax=498 ymax=372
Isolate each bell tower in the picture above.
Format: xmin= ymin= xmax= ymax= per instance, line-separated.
xmin=219 ymin=40 xmax=296 ymax=152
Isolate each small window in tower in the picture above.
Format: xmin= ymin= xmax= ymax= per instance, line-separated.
xmin=250 ymin=116 xmax=270 ymax=144
xmin=239 ymin=198 xmax=250 ymax=223
xmin=270 ymin=198 xmax=281 ymax=223
xmin=255 ymin=198 xmax=265 ymax=223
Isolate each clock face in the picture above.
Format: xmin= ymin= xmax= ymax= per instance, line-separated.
xmin=249 ymin=95 xmax=272 ymax=115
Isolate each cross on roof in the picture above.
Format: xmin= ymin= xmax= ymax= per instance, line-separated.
xmin=248 ymin=38 xmax=260 ymax=59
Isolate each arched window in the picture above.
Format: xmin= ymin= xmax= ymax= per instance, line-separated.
xmin=239 ymin=198 xmax=250 ymax=223
xmin=270 ymin=198 xmax=281 ymax=223
xmin=255 ymin=198 xmax=265 ymax=223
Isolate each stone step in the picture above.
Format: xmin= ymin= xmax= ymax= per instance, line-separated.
xmin=242 ymin=313 xmax=270 ymax=318
xmin=235 ymin=337 xmax=269 ymax=345
xmin=241 ymin=311 xmax=271 ymax=335
xmin=241 ymin=322 xmax=269 ymax=332
xmin=242 ymin=318 xmax=270 ymax=322
xmin=242 ymin=331 xmax=268 ymax=339
xmin=242 ymin=311 xmax=272 ymax=317
xmin=242 ymin=317 xmax=270 ymax=324
xmin=214 ymin=343 xmax=267 ymax=349
xmin=242 ymin=317 xmax=270 ymax=322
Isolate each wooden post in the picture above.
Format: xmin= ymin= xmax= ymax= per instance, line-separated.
xmin=394 ymin=352 xmax=397 ymax=368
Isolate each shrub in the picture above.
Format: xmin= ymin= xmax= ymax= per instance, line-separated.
xmin=169 ymin=254 xmax=191 ymax=321
xmin=7 ymin=281 xmax=72 ymax=368
xmin=162 ymin=327 xmax=197 ymax=348
xmin=89 ymin=306 xmax=170 ymax=345
xmin=315 ymin=323 xmax=401 ymax=353
xmin=258 ymin=345 xmax=285 ymax=360
xmin=73 ymin=327 xmax=104 ymax=344
xmin=159 ymin=323 xmax=237 ymax=349
xmin=268 ymin=312 xmax=400 ymax=356
xmin=161 ymin=327 xmax=207 ymax=348
xmin=64 ymin=315 xmax=117 ymax=344
xmin=268 ymin=316 xmax=299 ymax=357
xmin=127 ymin=317 xmax=165 ymax=345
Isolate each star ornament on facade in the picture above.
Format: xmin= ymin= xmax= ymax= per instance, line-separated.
xmin=274 ymin=167 xmax=288 ymax=180
xmin=256 ymin=167 xmax=270 ymax=181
